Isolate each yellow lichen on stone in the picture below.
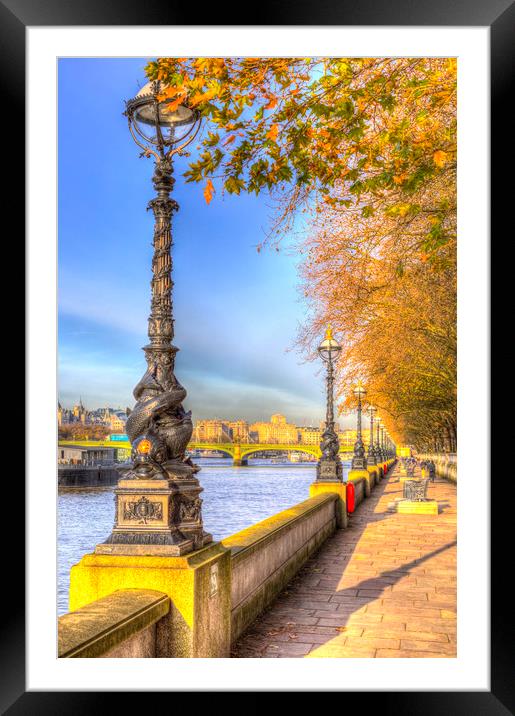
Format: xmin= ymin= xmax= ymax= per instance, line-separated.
xmin=68 ymin=542 xmax=232 ymax=657
xmin=397 ymin=500 xmax=439 ymax=515
xmin=309 ymin=482 xmax=347 ymax=528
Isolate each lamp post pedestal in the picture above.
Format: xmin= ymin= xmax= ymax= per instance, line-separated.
xmin=96 ymin=466 xmax=212 ymax=556
xmin=316 ymin=455 xmax=343 ymax=482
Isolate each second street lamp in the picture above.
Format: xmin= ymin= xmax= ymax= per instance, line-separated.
xmin=316 ymin=327 xmax=343 ymax=482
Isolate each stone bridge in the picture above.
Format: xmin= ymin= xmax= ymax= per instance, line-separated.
xmin=188 ymin=442 xmax=353 ymax=465
xmin=58 ymin=439 xmax=354 ymax=466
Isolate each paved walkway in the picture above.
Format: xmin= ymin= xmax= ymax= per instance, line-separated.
xmin=232 ymin=464 xmax=457 ymax=658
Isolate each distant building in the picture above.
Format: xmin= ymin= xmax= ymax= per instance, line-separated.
xmin=58 ymin=397 xmax=90 ymax=426
xmin=338 ymin=429 xmax=358 ymax=448
xmin=58 ymin=400 xmax=130 ymax=431
xmin=249 ymin=414 xmax=299 ymax=444
xmin=109 ymin=411 xmax=127 ymax=433
xmin=228 ymin=420 xmax=250 ymax=443
xmin=298 ymin=426 xmax=321 ymax=445
xmin=57 ymin=445 xmax=116 ymax=465
xmin=193 ymin=419 xmax=232 ymax=443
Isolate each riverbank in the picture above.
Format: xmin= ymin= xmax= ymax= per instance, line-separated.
xmin=58 ymin=465 xmax=119 ymax=488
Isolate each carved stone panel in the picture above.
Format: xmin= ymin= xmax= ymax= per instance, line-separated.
xmin=119 ymin=495 xmax=165 ymax=526
xmin=179 ymin=497 xmax=202 ymax=524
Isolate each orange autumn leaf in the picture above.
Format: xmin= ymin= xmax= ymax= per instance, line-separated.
xmin=266 ymin=124 xmax=279 ymax=141
xmin=264 ymin=95 xmax=278 ymax=110
xmin=167 ymin=94 xmax=186 ymax=112
xmin=223 ymin=134 xmax=236 ymax=146
xmin=189 ymin=86 xmax=218 ymax=107
xmin=203 ymin=179 xmax=214 ymax=205
xmin=433 ymin=150 xmax=447 ymax=168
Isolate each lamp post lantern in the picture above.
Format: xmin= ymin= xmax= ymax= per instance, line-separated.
xmin=367 ymin=405 xmax=377 ymax=466
xmin=351 ymin=381 xmax=367 ymax=471
xmin=99 ymin=80 xmax=211 ymax=555
xmin=316 ymin=327 xmax=343 ymax=482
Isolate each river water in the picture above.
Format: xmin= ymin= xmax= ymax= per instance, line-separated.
xmin=57 ymin=457 xmax=352 ymax=615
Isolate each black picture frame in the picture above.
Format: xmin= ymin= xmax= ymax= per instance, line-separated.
xmin=4 ymin=0 xmax=505 ymax=711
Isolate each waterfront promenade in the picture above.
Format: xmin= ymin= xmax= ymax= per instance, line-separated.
xmin=232 ymin=464 xmax=457 ymax=658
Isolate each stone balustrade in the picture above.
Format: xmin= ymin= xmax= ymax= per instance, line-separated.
xmin=417 ymin=453 xmax=457 ymax=483
xmin=222 ymin=493 xmax=338 ymax=641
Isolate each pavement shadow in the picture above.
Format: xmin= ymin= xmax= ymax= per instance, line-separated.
xmin=304 ymin=539 xmax=457 ymax=657
xmin=232 ymin=469 xmax=456 ymax=658
xmin=233 ymin=473 xmax=400 ymax=656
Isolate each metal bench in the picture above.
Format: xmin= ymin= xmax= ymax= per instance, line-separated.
xmin=403 ymin=478 xmax=429 ymax=501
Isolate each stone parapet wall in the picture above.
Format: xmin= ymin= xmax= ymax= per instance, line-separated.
xmin=352 ymin=477 xmax=367 ymax=506
xmin=58 ymin=589 xmax=170 ymax=658
xmin=417 ymin=453 xmax=457 ymax=483
xmin=222 ymin=494 xmax=338 ymax=642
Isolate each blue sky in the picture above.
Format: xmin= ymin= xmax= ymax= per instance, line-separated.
xmin=58 ymin=58 xmax=353 ymax=428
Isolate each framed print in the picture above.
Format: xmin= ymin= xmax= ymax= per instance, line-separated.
xmin=3 ymin=0 xmax=507 ymax=711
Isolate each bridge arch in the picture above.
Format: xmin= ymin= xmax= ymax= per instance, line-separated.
xmin=239 ymin=445 xmax=320 ymax=462
xmin=188 ymin=443 xmax=235 ymax=460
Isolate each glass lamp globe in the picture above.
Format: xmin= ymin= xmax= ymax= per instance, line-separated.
xmin=353 ymin=380 xmax=366 ymax=398
xmin=318 ymin=326 xmax=341 ymax=362
xmin=368 ymin=405 xmax=377 ymax=416
xmin=126 ymin=80 xmax=199 ymax=149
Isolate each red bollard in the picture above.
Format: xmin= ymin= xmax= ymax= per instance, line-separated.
xmin=346 ymin=481 xmax=355 ymax=514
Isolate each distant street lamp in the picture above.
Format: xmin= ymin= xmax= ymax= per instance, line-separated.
xmin=100 ymin=80 xmax=211 ymax=555
xmin=316 ymin=327 xmax=343 ymax=481
xmin=351 ymin=381 xmax=367 ymax=471
xmin=376 ymin=416 xmax=383 ymax=461
xmin=367 ymin=405 xmax=377 ymax=466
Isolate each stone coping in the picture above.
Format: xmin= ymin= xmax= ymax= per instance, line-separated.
xmin=58 ymin=588 xmax=169 ymax=658
xmin=222 ymin=493 xmax=337 ymax=560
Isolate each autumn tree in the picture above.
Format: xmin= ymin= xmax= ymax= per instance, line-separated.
xmin=145 ymin=56 xmax=457 ymax=449
xmin=58 ymin=423 xmax=110 ymax=441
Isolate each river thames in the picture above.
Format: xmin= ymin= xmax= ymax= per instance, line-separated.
xmin=57 ymin=457 xmax=352 ymax=615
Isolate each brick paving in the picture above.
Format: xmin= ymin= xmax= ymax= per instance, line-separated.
xmin=232 ymin=464 xmax=456 ymax=658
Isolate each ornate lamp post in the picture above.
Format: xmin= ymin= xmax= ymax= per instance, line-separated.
xmin=367 ymin=405 xmax=377 ymax=466
xmin=351 ymin=381 xmax=367 ymax=471
xmin=376 ymin=415 xmax=383 ymax=461
xmin=316 ymin=327 xmax=343 ymax=482
xmin=100 ymin=80 xmax=211 ymax=555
